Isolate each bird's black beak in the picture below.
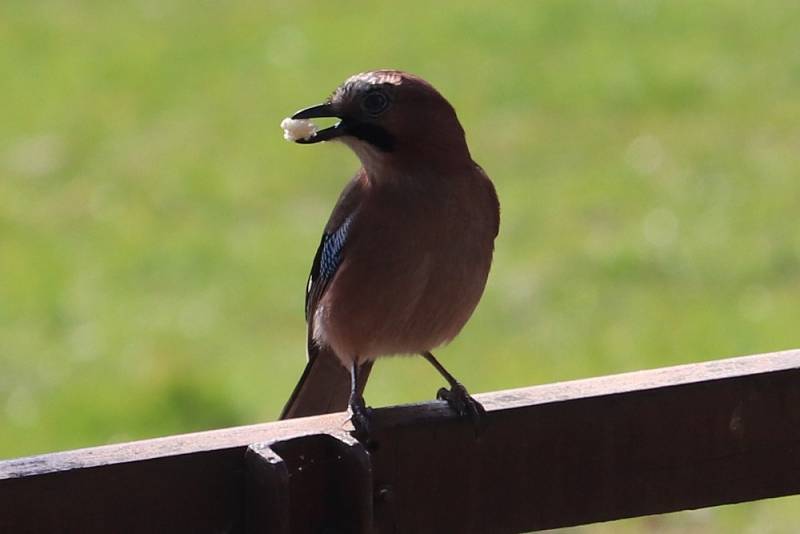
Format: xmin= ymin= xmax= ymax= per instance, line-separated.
xmin=291 ymin=103 xmax=346 ymax=144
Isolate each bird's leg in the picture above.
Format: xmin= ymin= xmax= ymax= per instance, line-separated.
xmin=347 ymin=362 xmax=372 ymax=442
xmin=421 ymin=351 xmax=486 ymax=429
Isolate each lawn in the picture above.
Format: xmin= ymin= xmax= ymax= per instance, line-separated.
xmin=1 ymin=1 xmax=799 ymax=531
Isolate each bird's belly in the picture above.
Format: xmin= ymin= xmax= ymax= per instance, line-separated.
xmin=314 ymin=239 xmax=492 ymax=365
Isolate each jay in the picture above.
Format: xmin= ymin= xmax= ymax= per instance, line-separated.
xmin=279 ymin=70 xmax=499 ymax=437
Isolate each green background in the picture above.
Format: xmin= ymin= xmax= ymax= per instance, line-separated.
xmin=1 ymin=1 xmax=799 ymax=531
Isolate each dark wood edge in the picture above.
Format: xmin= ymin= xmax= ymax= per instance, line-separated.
xmin=2 ymin=348 xmax=798 ymax=479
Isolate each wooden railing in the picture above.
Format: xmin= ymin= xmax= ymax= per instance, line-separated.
xmin=2 ymin=348 xmax=800 ymax=533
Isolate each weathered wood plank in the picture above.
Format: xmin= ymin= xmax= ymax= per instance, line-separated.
xmin=370 ymin=353 xmax=800 ymax=532
xmin=1 ymin=348 xmax=799 ymax=533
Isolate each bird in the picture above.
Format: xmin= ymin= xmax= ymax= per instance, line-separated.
xmin=278 ymin=70 xmax=500 ymax=439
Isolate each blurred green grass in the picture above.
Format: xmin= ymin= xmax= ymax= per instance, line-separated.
xmin=1 ymin=0 xmax=799 ymax=531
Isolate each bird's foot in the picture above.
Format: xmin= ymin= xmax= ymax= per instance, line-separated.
xmin=437 ymin=383 xmax=486 ymax=434
xmin=347 ymin=395 xmax=374 ymax=443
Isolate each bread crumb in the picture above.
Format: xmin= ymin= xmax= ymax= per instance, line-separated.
xmin=280 ymin=118 xmax=317 ymax=142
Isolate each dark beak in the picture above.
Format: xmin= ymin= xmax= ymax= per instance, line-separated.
xmin=291 ymin=103 xmax=346 ymax=144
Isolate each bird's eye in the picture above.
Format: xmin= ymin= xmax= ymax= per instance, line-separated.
xmin=361 ymin=91 xmax=390 ymax=115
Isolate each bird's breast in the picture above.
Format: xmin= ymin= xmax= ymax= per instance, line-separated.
xmin=315 ymin=171 xmax=498 ymax=364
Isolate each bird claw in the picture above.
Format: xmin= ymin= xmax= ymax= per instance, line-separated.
xmin=436 ymin=383 xmax=487 ymax=435
xmin=348 ymin=396 xmax=374 ymax=443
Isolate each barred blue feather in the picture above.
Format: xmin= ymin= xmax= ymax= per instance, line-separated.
xmin=320 ymin=215 xmax=353 ymax=281
xmin=305 ymin=214 xmax=354 ymax=321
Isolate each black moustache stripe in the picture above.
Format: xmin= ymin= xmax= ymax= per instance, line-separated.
xmin=345 ymin=122 xmax=395 ymax=152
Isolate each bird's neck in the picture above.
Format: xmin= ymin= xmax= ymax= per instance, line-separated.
xmin=345 ymin=129 xmax=472 ymax=179
xmin=360 ymin=147 xmax=473 ymax=181
xmin=363 ymin=159 xmax=472 ymax=187
xmin=359 ymin=156 xmax=479 ymax=198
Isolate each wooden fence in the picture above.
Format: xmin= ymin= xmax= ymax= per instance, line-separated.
xmin=2 ymin=348 xmax=800 ymax=533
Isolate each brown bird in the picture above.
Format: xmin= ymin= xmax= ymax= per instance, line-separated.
xmin=279 ymin=70 xmax=499 ymax=437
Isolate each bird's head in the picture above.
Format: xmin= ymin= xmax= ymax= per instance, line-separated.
xmin=288 ymin=70 xmax=471 ymax=173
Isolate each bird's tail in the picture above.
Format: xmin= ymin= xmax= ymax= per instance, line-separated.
xmin=279 ymin=344 xmax=373 ymax=419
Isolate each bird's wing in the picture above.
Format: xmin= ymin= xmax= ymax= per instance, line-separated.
xmin=280 ymin=172 xmax=373 ymax=420
xmin=303 ymin=170 xmax=366 ymax=333
xmin=304 ymin=213 xmax=354 ymax=324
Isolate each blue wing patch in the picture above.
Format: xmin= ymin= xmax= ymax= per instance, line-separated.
xmin=319 ymin=215 xmax=353 ymax=281
xmin=305 ymin=214 xmax=354 ymax=320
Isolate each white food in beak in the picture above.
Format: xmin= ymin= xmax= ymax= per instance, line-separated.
xmin=280 ymin=118 xmax=317 ymax=142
